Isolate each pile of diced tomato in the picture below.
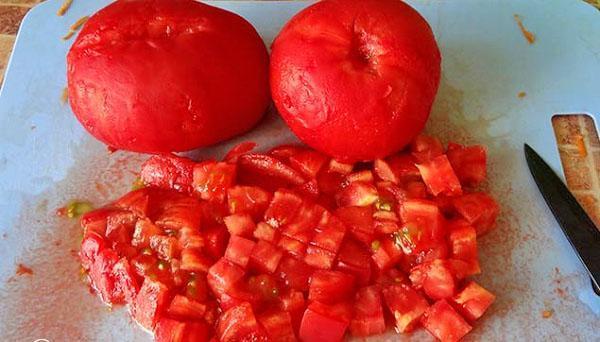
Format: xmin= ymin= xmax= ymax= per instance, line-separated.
xmin=79 ymin=135 xmax=499 ymax=342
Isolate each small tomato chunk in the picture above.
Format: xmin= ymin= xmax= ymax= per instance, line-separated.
xmin=452 ymin=192 xmax=499 ymax=235
xmin=382 ymin=283 xmax=429 ymax=333
xmin=308 ymin=270 xmax=355 ymax=304
xmin=452 ymin=281 xmax=495 ymax=321
xmin=130 ymin=279 xmax=170 ymax=330
xmin=447 ymin=143 xmax=487 ymax=186
xmin=416 ymin=155 xmax=462 ymax=197
xmin=422 ymin=299 xmax=472 ymax=342
xmin=225 ymin=236 xmax=256 ymax=268
xmin=224 ymin=213 xmax=256 ymax=237
xmin=349 ymin=286 xmax=386 ymax=337
xmin=250 ymin=240 xmax=284 ymax=274
xmin=193 ymin=161 xmax=236 ymax=202
xmin=299 ymin=302 xmax=351 ymax=342
xmin=217 ymin=302 xmax=267 ymax=342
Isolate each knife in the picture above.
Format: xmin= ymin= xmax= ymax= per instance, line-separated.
xmin=524 ymin=143 xmax=600 ymax=296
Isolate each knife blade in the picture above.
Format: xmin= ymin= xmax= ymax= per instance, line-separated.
xmin=524 ymin=143 xmax=600 ymax=296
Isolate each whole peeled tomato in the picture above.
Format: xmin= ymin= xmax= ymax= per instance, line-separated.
xmin=67 ymin=0 xmax=270 ymax=153
xmin=270 ymin=0 xmax=441 ymax=162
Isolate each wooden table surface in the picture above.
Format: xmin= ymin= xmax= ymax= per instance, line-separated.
xmin=0 ymin=0 xmax=599 ymax=227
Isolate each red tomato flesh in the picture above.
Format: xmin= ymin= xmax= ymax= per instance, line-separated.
xmin=422 ymin=299 xmax=473 ymax=342
xmin=79 ymin=137 xmax=498 ymax=342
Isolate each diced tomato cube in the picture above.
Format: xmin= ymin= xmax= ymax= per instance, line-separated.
xmin=345 ymin=170 xmax=374 ymax=184
xmin=309 ymin=270 xmax=355 ymax=304
xmin=223 ymin=213 xmax=256 ymax=237
xmin=336 ymin=238 xmax=372 ymax=274
xmin=201 ymin=225 xmax=229 ymax=260
xmin=217 ymin=302 xmax=268 ymax=342
xmin=193 ymin=161 xmax=236 ymax=202
xmin=227 ymin=185 xmax=271 ymax=220
xmin=335 ymin=206 xmax=375 ymax=245
xmin=279 ymin=290 xmax=306 ymax=332
xmin=225 ymin=236 xmax=256 ymax=268
xmin=219 ymin=286 xmax=262 ymax=312
xmin=80 ymin=232 xmax=106 ymax=270
xmin=180 ymin=248 xmax=212 ymax=273
xmin=258 ymin=310 xmax=297 ymax=342
xmin=335 ymin=261 xmax=372 ymax=287
xmin=154 ymin=194 xmax=203 ymax=231
xmin=238 ymin=154 xmax=305 ymax=186
xmin=155 ymin=318 xmax=187 ymax=342
xmin=327 ymin=159 xmax=354 ymax=175
xmin=453 ymin=193 xmax=499 ymax=235
xmin=150 ymin=235 xmax=179 ymax=261
xmin=452 ymin=281 xmax=495 ymax=321
xmin=447 ymin=258 xmax=480 ymax=279
xmin=386 ymin=153 xmax=421 ymax=182
xmin=382 ymin=283 xmax=429 ymax=333
xmin=264 ymin=190 xmax=303 ymax=228
xmin=131 ymin=218 xmax=162 ymax=248
xmin=418 ymin=240 xmax=451 ymax=264
xmin=372 ymin=236 xmax=404 ymax=272
xmin=416 ymin=155 xmax=463 ymax=197
xmin=411 ymin=134 xmax=444 ymax=163
xmin=178 ymin=227 xmax=204 ymax=250
xmin=140 ymin=154 xmax=195 ymax=193
xmin=349 ymin=286 xmax=386 ymax=337
xmin=253 ymin=222 xmax=279 ymax=242
xmin=400 ymin=199 xmax=444 ymax=242
xmin=310 ymin=214 xmax=346 ymax=253
xmin=299 ymin=302 xmax=351 ymax=342
xmin=289 ymin=150 xmax=328 ymax=179
xmin=113 ymin=188 xmax=150 ymax=217
xmin=207 ymin=258 xmax=245 ymax=297
xmin=336 ymin=181 xmax=379 ymax=207
xmin=131 ymin=279 xmax=170 ymax=330
xmin=276 ymin=256 xmax=314 ymax=291
xmin=373 ymin=159 xmax=398 ymax=184
xmin=447 ymin=143 xmax=487 ymax=186
xmin=277 ymin=236 xmax=307 ymax=258
xmin=250 ymin=240 xmax=283 ymax=274
xmin=422 ymin=299 xmax=472 ymax=342
xmin=111 ymin=257 xmax=140 ymax=304
xmin=224 ymin=141 xmax=257 ymax=163
xmin=167 ymin=294 xmax=207 ymax=321
xmin=449 ymin=223 xmax=478 ymax=261
xmin=105 ymin=210 xmax=136 ymax=244
xmin=282 ymin=203 xmax=324 ymax=243
xmin=80 ymin=207 xmax=114 ymax=236
xmin=304 ymin=245 xmax=336 ymax=270
xmin=410 ymin=259 xmax=455 ymax=300
xmin=88 ymin=248 xmax=120 ymax=304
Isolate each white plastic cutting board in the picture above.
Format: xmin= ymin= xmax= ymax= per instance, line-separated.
xmin=0 ymin=0 xmax=599 ymax=341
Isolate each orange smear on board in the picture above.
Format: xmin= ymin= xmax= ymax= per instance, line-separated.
xmin=16 ymin=264 xmax=33 ymax=276
xmin=514 ymin=14 xmax=536 ymax=44
xmin=517 ymin=91 xmax=526 ymax=99
xmin=575 ymin=134 xmax=587 ymax=157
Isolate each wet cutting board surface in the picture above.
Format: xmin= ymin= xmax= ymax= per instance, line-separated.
xmin=0 ymin=0 xmax=599 ymax=340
